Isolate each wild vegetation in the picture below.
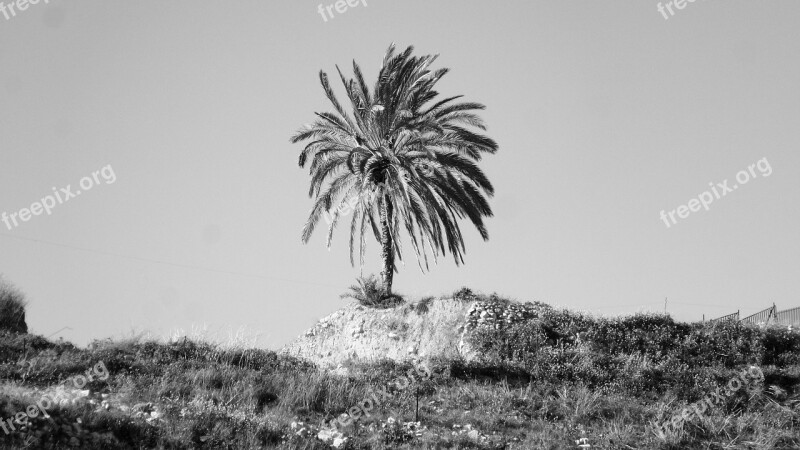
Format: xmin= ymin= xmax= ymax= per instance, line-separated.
xmin=0 ymin=287 xmax=798 ymax=449
xmin=339 ymin=275 xmax=404 ymax=309
xmin=0 ymin=277 xmax=28 ymax=334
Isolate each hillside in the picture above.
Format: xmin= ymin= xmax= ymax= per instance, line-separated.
xmin=0 ymin=292 xmax=799 ymax=449
xmin=281 ymin=299 xmax=468 ymax=368
xmin=280 ymin=294 xmax=552 ymax=369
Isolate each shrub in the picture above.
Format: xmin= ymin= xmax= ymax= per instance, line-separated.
xmin=340 ymin=275 xmax=404 ymax=309
xmin=537 ymin=308 xmax=594 ymax=347
xmin=486 ymin=292 xmax=513 ymax=305
xmin=452 ymin=287 xmax=478 ymax=302
xmin=679 ymin=321 xmax=765 ymax=367
xmin=415 ymin=296 xmax=434 ymax=314
xmin=761 ymin=325 xmax=800 ymax=366
xmin=381 ymin=418 xmax=423 ymax=446
xmin=447 ymin=359 xmax=533 ymax=385
xmin=386 ymin=319 xmax=410 ymax=334
xmin=586 ymin=313 xmax=688 ymax=359
xmin=0 ymin=277 xmax=28 ymax=334
xmin=251 ymin=386 xmax=279 ymax=413
xmin=468 ymin=321 xmax=547 ymax=364
xmin=254 ymin=422 xmax=284 ymax=447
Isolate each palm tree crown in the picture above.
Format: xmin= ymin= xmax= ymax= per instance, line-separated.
xmin=290 ymin=44 xmax=498 ymax=294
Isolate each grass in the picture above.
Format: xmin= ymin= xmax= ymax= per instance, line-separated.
xmin=0 ymin=292 xmax=798 ymax=449
xmin=0 ymin=277 xmax=28 ymax=334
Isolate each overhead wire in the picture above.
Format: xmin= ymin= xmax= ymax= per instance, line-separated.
xmin=0 ymin=232 xmax=341 ymax=289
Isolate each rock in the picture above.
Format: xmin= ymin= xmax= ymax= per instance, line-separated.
xmin=459 ymin=300 xmax=548 ymax=362
xmin=283 ymin=296 xmax=550 ymax=368
xmin=318 ymin=427 xmax=347 ymax=448
xmin=132 ymin=402 xmax=154 ymax=413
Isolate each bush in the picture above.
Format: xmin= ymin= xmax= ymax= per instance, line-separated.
xmin=0 ymin=277 xmax=27 ymax=334
xmin=340 ymin=275 xmax=404 ymax=309
xmin=678 ymin=321 xmax=765 ymax=367
xmin=468 ymin=321 xmax=547 ymax=363
xmin=585 ymin=313 xmax=688 ymax=360
xmin=761 ymin=325 xmax=800 ymax=366
xmin=581 ymin=314 xmax=771 ymax=368
xmin=452 ymin=287 xmax=478 ymax=302
xmin=415 ymin=296 xmax=434 ymax=314
xmin=538 ymin=308 xmax=594 ymax=347
xmin=461 ymin=304 xmax=800 ymax=399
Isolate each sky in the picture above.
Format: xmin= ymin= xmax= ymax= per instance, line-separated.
xmin=1 ymin=0 xmax=798 ymax=349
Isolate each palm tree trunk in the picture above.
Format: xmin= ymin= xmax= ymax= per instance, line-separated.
xmin=380 ymin=194 xmax=394 ymax=295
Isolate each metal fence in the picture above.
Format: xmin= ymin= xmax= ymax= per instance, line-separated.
xmin=775 ymin=306 xmax=800 ymax=326
xmin=741 ymin=305 xmax=777 ymax=325
xmin=708 ymin=305 xmax=800 ymax=327
xmin=709 ymin=310 xmax=739 ymax=323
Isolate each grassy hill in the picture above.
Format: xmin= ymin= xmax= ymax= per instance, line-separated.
xmin=0 ymin=290 xmax=799 ymax=449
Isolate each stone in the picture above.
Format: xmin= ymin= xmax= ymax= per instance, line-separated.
xmin=459 ymin=300 xmax=548 ymax=362
xmin=132 ymin=402 xmax=154 ymax=413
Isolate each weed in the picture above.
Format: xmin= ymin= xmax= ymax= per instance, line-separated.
xmin=0 ymin=277 xmax=27 ymax=334
xmin=415 ymin=297 xmax=434 ymax=315
xmin=340 ymin=275 xmax=404 ymax=309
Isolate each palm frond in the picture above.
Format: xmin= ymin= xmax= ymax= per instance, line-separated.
xmin=291 ymin=43 xmax=498 ymax=277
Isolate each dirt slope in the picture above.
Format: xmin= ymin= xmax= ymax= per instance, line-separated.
xmin=280 ymin=298 xmax=475 ymax=368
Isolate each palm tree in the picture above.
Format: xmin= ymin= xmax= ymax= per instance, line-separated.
xmin=291 ymin=44 xmax=498 ymax=296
